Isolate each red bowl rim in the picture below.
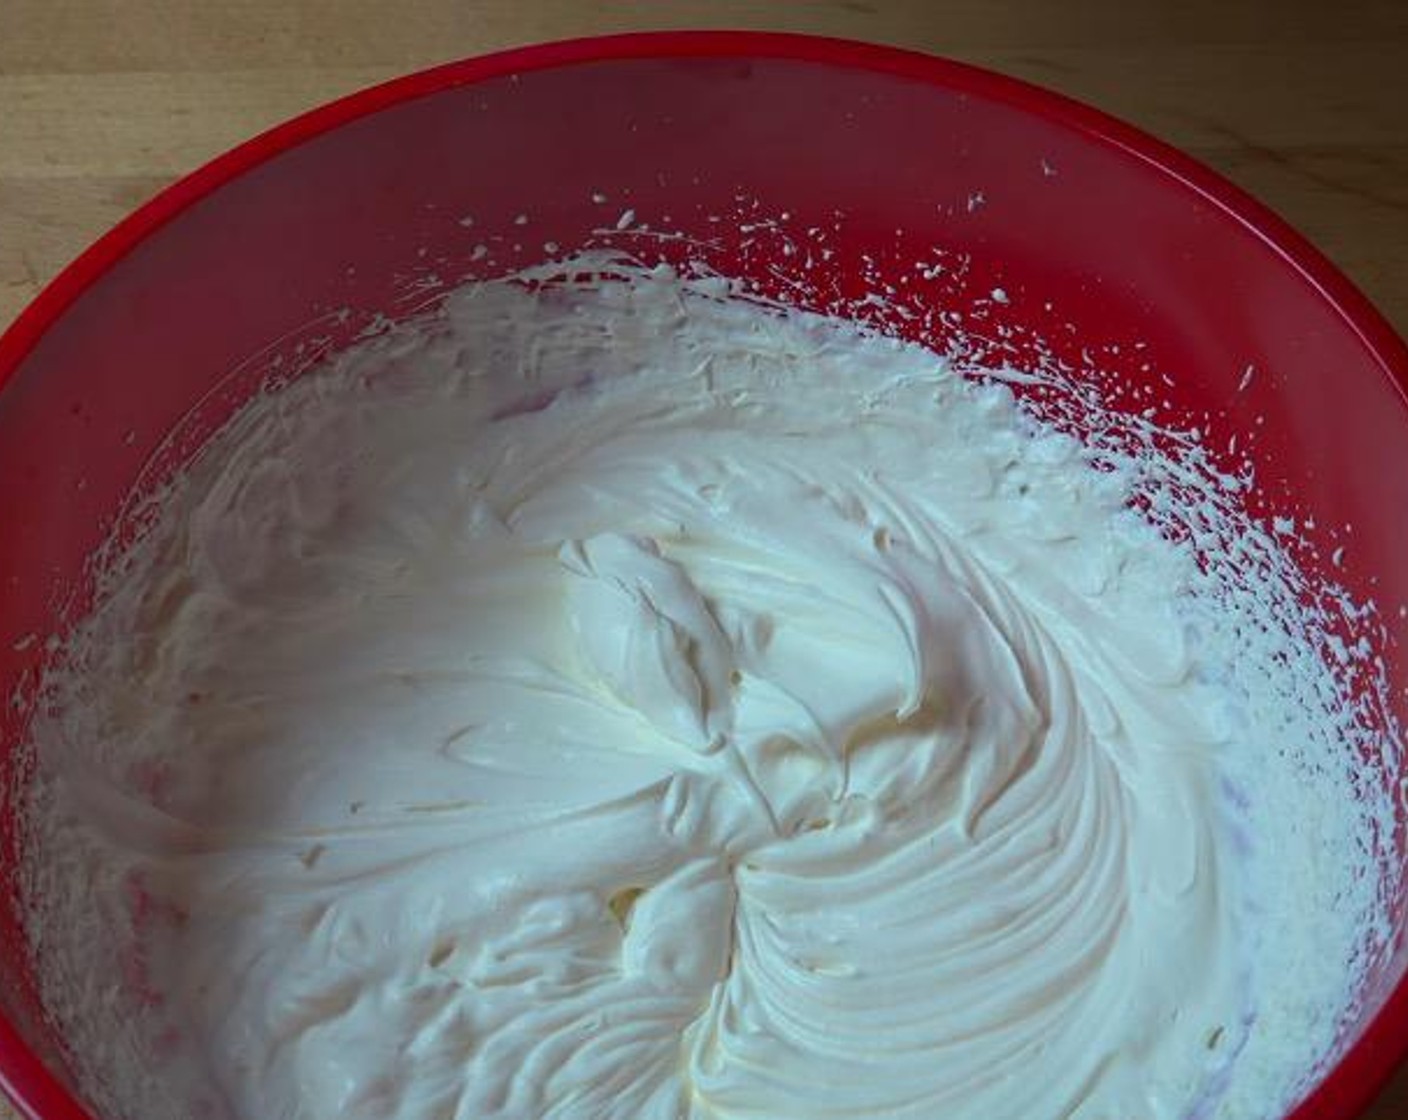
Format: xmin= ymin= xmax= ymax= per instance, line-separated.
xmin=1 ymin=29 xmax=1406 ymax=1120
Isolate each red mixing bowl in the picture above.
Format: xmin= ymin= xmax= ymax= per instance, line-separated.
xmin=1 ymin=31 xmax=1406 ymax=1120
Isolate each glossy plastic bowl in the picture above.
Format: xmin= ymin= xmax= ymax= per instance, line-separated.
xmin=2 ymin=31 xmax=1407 ymax=1120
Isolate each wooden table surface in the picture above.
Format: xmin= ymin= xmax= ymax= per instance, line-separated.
xmin=1 ymin=2 xmax=1405 ymax=1118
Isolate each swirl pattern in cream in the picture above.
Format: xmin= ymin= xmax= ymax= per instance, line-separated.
xmin=30 ymin=263 xmax=1247 ymax=1120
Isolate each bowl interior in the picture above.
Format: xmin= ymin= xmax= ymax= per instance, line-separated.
xmin=2 ymin=36 xmax=1407 ymax=1120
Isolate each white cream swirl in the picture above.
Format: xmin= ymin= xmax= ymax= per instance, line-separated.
xmin=31 ymin=263 xmax=1245 ymax=1120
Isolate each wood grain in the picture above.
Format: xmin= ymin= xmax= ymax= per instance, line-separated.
xmin=1 ymin=2 xmax=1405 ymax=1118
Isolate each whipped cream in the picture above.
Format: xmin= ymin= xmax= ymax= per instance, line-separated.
xmin=20 ymin=261 xmax=1377 ymax=1120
